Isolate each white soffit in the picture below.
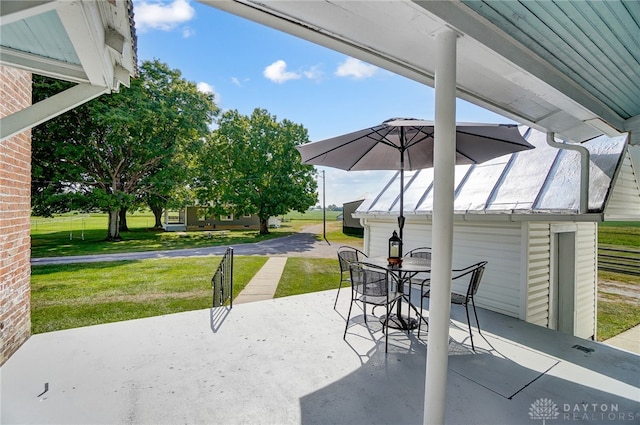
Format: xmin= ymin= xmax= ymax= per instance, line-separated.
xmin=199 ymin=0 xmax=636 ymax=142
xmin=0 ymin=0 xmax=137 ymax=141
xmin=0 ymin=0 xmax=136 ymax=89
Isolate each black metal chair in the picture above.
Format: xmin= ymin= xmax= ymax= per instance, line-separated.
xmin=404 ymin=247 xmax=432 ymax=329
xmin=343 ymin=262 xmax=403 ymax=352
xmin=335 ymin=246 xmax=368 ymax=309
xmin=421 ymin=261 xmax=487 ymax=350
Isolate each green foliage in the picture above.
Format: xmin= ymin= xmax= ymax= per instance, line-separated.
xmin=196 ymin=108 xmax=318 ymax=234
xmin=31 ymin=256 xmax=267 ymax=333
xmin=31 ymin=60 xmax=219 ymax=240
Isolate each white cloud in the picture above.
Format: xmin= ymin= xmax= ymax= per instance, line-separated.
xmin=335 ymin=57 xmax=378 ymax=79
xmin=197 ymin=82 xmax=220 ymax=103
xmin=197 ymin=82 xmax=214 ymax=93
xmin=231 ymin=76 xmax=250 ymax=87
xmin=303 ymin=65 xmax=324 ymax=81
xmin=263 ymin=60 xmax=301 ymax=84
xmin=182 ymin=26 xmax=195 ymax=38
xmin=134 ymin=0 xmax=195 ymax=32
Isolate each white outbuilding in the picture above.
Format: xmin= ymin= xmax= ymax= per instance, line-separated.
xmin=354 ymin=127 xmax=640 ymax=340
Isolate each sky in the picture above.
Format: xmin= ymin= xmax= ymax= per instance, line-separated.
xmin=133 ymin=0 xmax=514 ymax=206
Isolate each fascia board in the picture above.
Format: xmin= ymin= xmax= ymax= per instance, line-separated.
xmin=0 ymin=83 xmax=108 ymax=142
xmin=0 ymin=0 xmax=58 ymax=25
xmin=56 ymin=1 xmax=114 ymax=89
xmin=0 ymin=46 xmax=88 ymax=83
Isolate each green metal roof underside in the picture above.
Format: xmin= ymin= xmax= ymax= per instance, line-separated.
xmin=462 ymin=0 xmax=640 ymax=121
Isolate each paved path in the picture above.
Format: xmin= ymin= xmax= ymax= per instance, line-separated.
xmin=234 ymin=257 xmax=288 ymax=304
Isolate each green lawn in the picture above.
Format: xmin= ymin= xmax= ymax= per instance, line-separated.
xmin=275 ymin=258 xmax=340 ymax=298
xmin=31 ymin=256 xmax=341 ymax=334
xmin=598 ymin=221 xmax=640 ymax=247
xmin=597 ymin=295 xmax=640 ymax=341
xmin=31 ymin=256 xmax=268 ymax=334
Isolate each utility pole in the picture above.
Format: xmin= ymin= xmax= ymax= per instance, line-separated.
xmin=323 ymin=169 xmax=329 ymax=245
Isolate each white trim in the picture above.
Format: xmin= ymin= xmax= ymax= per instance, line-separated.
xmin=0 ymin=83 xmax=108 ymax=141
xmin=519 ymin=222 xmax=529 ymax=320
xmin=0 ymin=0 xmax=58 ymax=25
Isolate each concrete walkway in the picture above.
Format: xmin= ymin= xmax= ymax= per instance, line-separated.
xmin=234 ymin=257 xmax=288 ymax=304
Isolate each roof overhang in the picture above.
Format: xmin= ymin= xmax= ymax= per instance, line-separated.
xmin=0 ymin=0 xmax=137 ymax=141
xmin=198 ymin=0 xmax=639 ymax=143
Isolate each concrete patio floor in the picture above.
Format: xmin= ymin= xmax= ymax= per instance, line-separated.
xmin=1 ymin=289 xmax=639 ymax=425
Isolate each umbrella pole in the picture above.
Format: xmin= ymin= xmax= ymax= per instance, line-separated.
xmin=398 ymin=128 xmax=405 ymax=254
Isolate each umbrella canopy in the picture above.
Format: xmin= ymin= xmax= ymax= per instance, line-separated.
xmin=296 ymin=118 xmax=534 ymax=245
xmin=296 ymin=118 xmax=534 ymax=171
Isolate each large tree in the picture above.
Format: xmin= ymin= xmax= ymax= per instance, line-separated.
xmin=32 ymin=60 xmax=218 ymax=240
xmin=197 ymin=108 xmax=317 ymax=234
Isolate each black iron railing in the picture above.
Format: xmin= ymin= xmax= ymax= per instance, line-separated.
xmin=212 ymin=247 xmax=233 ymax=307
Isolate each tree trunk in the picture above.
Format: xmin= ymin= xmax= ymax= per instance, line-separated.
xmin=259 ymin=217 xmax=269 ymax=235
xmin=107 ymin=176 xmax=122 ymax=241
xmin=119 ymin=208 xmax=129 ymax=232
xmin=150 ymin=205 xmax=163 ymax=229
xmin=107 ymin=209 xmax=121 ymax=241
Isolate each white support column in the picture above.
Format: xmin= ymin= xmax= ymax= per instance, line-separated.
xmin=424 ymin=27 xmax=457 ymax=425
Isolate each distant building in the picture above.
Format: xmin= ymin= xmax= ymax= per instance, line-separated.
xmin=163 ymin=207 xmax=261 ymax=231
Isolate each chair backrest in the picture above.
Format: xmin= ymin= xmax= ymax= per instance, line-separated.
xmin=406 ymin=247 xmax=432 ymax=261
xmin=464 ymin=261 xmax=487 ymax=298
xmin=338 ymin=246 xmax=365 ymax=273
xmin=349 ymin=262 xmax=388 ymax=297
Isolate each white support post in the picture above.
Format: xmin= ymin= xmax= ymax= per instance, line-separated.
xmin=424 ymin=27 xmax=457 ymax=425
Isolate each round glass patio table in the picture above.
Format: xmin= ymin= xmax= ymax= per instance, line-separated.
xmin=365 ymin=256 xmax=431 ymax=330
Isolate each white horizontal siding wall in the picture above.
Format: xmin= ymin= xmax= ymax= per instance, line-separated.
xmin=363 ymin=217 xmax=523 ymax=318
xmin=605 ymin=148 xmax=640 ymax=220
xmin=525 ymin=223 xmax=552 ymax=327
xmin=574 ymin=222 xmax=597 ymax=339
xmin=524 ymin=221 xmax=597 ymax=338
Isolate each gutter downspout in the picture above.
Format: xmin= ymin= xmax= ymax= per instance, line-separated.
xmin=546 ymin=132 xmax=590 ymax=214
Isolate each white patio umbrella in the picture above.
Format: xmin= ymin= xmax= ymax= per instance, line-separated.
xmin=296 ymin=117 xmax=533 ymax=245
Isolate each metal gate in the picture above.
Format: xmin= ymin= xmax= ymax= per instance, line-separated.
xmin=212 ymin=247 xmax=233 ymax=308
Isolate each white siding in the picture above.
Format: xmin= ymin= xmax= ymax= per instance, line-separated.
xmin=605 ymin=148 xmax=640 ymax=220
xmin=364 ymin=218 xmax=522 ymax=317
xmin=363 ymin=216 xmax=598 ymax=338
xmin=525 ymin=223 xmax=551 ymax=327
xmin=574 ymin=222 xmax=597 ymax=339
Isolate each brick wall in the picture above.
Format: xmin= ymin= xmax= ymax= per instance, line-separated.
xmin=0 ymin=65 xmax=32 ymax=366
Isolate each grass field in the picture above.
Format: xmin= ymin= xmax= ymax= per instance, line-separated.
xmin=598 ymin=221 xmax=640 ymax=247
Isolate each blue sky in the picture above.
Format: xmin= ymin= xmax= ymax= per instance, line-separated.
xmin=134 ymin=0 xmax=513 ymax=206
